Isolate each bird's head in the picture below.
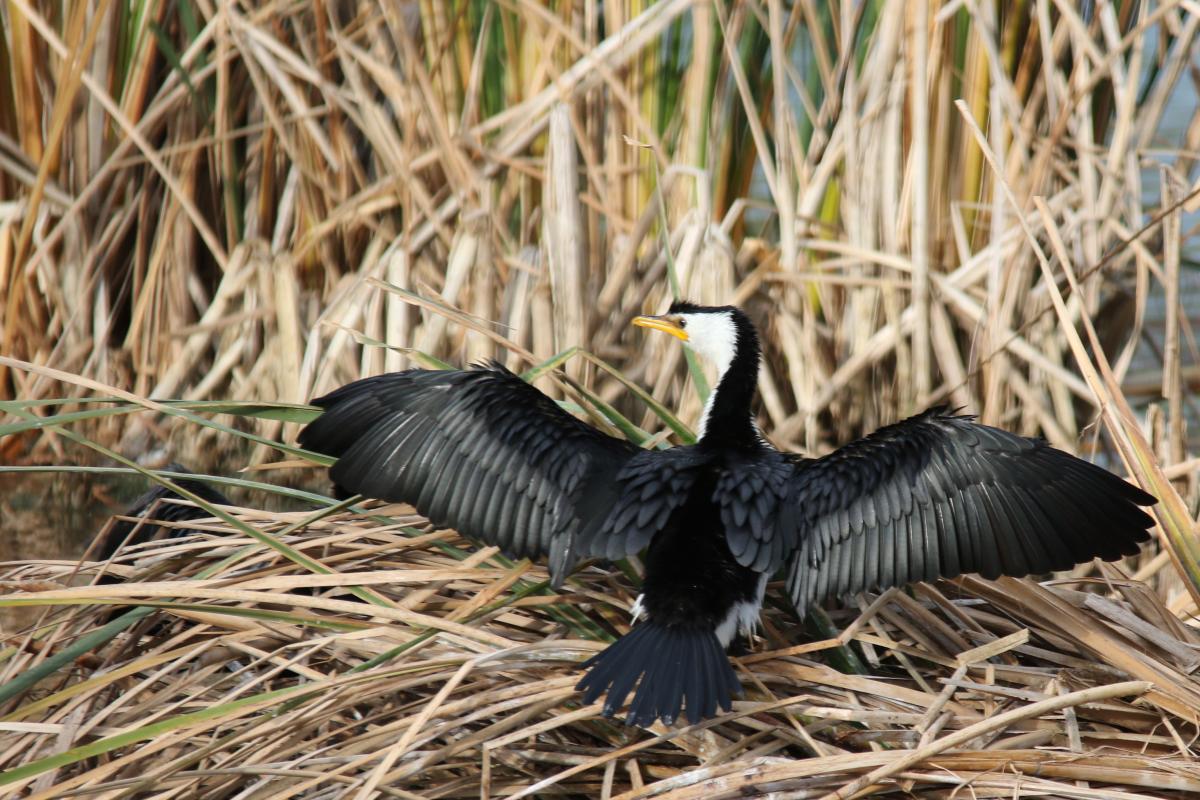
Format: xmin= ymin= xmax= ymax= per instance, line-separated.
xmin=632 ymin=301 xmax=756 ymax=378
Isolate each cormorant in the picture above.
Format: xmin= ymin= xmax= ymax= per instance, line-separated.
xmin=298 ymin=301 xmax=1156 ymax=727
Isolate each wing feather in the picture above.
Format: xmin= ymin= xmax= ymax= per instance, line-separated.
xmin=861 ymin=512 xmax=879 ymax=592
xmin=876 ymin=514 xmax=895 ymax=589
xmin=299 ymin=365 xmax=690 ymax=584
xmin=848 ymin=516 xmax=866 ymax=594
xmin=711 ymin=452 xmax=793 ymax=573
xmin=959 ymin=484 xmax=990 ymax=575
xmin=917 ymin=501 xmax=938 ymax=582
xmin=947 ymin=489 xmax=972 ymax=570
xmin=785 ymin=407 xmax=1156 ymax=616
xmin=93 ymin=466 xmax=231 ymax=560
xmin=934 ymin=500 xmax=959 ymax=578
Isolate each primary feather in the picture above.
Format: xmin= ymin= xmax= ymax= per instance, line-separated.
xmin=780 ymin=407 xmax=1155 ymax=617
xmin=299 ymin=365 xmax=644 ymax=584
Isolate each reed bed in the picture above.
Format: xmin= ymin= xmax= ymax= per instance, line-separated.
xmin=1 ymin=502 xmax=1198 ymax=798
xmin=1 ymin=2 xmax=1196 ymax=459
xmin=2 ymin=0 xmax=1200 ymax=796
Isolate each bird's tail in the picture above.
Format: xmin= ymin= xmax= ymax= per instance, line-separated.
xmin=576 ymin=622 xmax=741 ymax=727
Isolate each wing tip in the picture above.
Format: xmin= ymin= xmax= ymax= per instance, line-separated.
xmin=95 ymin=468 xmax=232 ymax=560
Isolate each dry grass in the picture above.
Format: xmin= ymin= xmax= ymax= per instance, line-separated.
xmin=2 ymin=0 xmax=1200 ymax=796
xmin=1 ymin=503 xmax=1199 ymax=798
xmin=0 ymin=2 xmax=1195 ymax=459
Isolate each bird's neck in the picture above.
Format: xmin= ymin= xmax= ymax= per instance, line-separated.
xmin=697 ymin=338 xmax=760 ymax=449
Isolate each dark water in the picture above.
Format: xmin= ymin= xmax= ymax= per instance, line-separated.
xmin=0 ymin=470 xmax=145 ymax=564
xmin=0 ymin=468 xmax=151 ymax=633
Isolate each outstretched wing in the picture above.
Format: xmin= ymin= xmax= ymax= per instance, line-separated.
xmin=299 ymin=364 xmax=697 ymax=584
xmin=93 ymin=465 xmax=232 ymax=560
xmin=783 ymin=407 xmax=1156 ymax=617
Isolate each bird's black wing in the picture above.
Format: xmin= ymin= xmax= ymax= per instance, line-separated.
xmin=781 ymin=407 xmax=1156 ymax=617
xmin=712 ymin=451 xmax=796 ymax=574
xmin=93 ymin=466 xmax=232 ymax=560
xmin=299 ymin=365 xmax=698 ymax=584
xmin=585 ymin=445 xmax=712 ymax=560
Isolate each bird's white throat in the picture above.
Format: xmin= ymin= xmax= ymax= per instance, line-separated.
xmin=696 ymin=394 xmax=717 ymax=439
xmin=679 ymin=311 xmax=740 ymax=439
xmin=681 ymin=311 xmax=738 ymax=377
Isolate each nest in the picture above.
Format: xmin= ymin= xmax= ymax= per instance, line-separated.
xmin=3 ymin=501 xmax=1199 ymax=798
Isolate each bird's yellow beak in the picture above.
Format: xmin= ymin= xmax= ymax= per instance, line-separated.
xmin=632 ymin=314 xmax=689 ymax=341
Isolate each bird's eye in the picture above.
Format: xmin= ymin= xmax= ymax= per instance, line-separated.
xmin=676 ymin=317 xmax=687 ymax=329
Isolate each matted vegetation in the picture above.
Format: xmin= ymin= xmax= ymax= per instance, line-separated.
xmin=2 ymin=0 xmax=1199 ymax=797
xmin=0 ymin=504 xmax=1198 ymax=797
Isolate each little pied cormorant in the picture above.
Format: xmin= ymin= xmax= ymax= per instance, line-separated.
xmin=298 ymin=301 xmax=1156 ymax=727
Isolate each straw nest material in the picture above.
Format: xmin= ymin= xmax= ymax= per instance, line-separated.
xmin=2 ymin=498 xmax=1198 ymax=798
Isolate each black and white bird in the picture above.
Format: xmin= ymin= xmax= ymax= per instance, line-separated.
xmin=298 ymin=301 xmax=1156 ymax=727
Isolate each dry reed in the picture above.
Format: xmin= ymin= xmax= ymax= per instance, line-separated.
xmin=2 ymin=0 xmax=1199 ymax=796
xmin=2 ymin=504 xmax=1199 ymax=798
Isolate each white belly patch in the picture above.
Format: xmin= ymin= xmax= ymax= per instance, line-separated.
xmin=714 ymin=573 xmax=768 ymax=648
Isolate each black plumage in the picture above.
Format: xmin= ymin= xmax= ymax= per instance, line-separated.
xmin=92 ymin=465 xmax=231 ymax=561
xmin=779 ymin=408 xmax=1155 ymax=617
xmin=299 ymin=301 xmax=1156 ymax=727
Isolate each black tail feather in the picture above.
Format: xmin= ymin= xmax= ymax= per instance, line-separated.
xmin=576 ymin=622 xmax=741 ymax=727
